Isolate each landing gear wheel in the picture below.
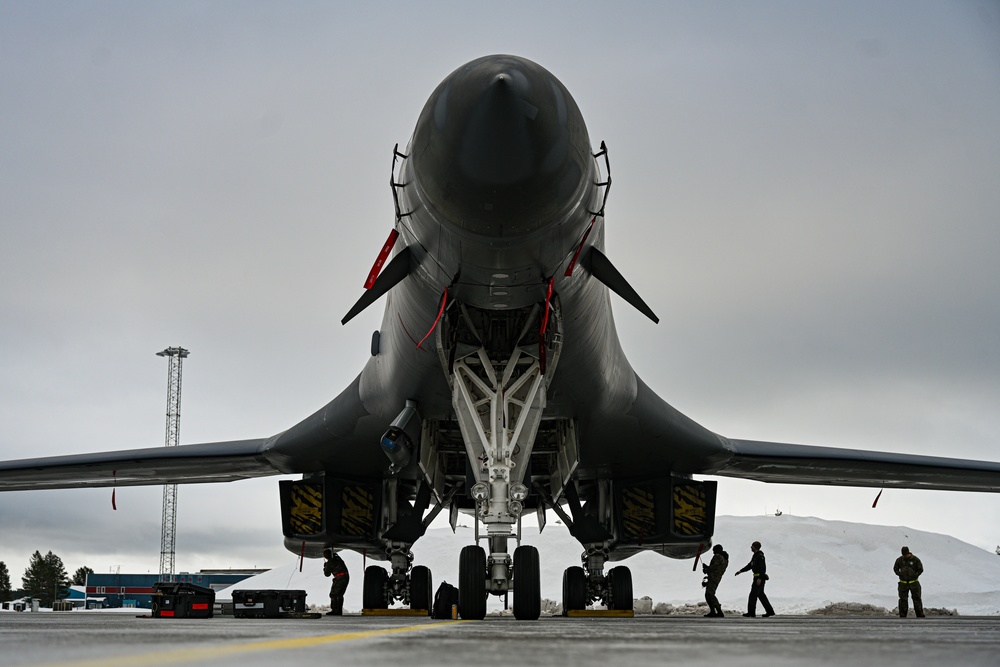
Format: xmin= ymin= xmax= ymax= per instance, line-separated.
xmin=607 ymin=566 xmax=633 ymax=611
xmin=363 ymin=566 xmax=388 ymax=609
xmin=512 ymin=545 xmax=541 ymax=620
xmin=458 ymin=545 xmax=487 ymax=620
xmin=562 ymin=566 xmax=586 ymax=614
xmin=410 ymin=565 xmax=432 ymax=613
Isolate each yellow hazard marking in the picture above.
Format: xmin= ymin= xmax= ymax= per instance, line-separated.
xmin=672 ymin=482 xmax=707 ymax=536
xmin=34 ymin=620 xmax=466 ymax=667
xmin=289 ymin=482 xmax=323 ymax=535
xmin=340 ymin=484 xmax=375 ymax=536
xmin=621 ymin=483 xmax=656 ymax=540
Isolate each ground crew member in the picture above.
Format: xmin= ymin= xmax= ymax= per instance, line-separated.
xmin=894 ymin=546 xmax=924 ymax=618
xmin=735 ymin=540 xmax=775 ymax=617
xmin=323 ymin=548 xmax=350 ymax=615
xmin=702 ymin=543 xmax=729 ymax=617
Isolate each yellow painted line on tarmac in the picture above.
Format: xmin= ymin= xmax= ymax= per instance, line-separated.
xmin=35 ymin=620 xmax=467 ymax=667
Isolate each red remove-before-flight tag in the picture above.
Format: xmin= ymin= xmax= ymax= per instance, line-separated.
xmin=365 ymin=229 xmax=400 ymax=289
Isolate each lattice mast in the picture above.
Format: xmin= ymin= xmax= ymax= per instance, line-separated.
xmin=156 ymin=346 xmax=189 ymax=580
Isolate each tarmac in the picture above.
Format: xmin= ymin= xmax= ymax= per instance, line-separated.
xmin=2 ymin=612 xmax=999 ymax=667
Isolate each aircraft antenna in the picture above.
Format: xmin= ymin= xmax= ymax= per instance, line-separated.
xmin=156 ymin=346 xmax=189 ymax=581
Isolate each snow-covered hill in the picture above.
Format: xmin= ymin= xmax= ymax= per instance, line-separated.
xmin=217 ymin=515 xmax=1000 ymax=615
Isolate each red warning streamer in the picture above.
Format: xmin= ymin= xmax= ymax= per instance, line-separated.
xmin=364 ymin=229 xmax=400 ymax=289
xmin=872 ymin=488 xmax=884 ymax=508
xmin=539 ymin=277 xmax=555 ymax=374
xmin=111 ymin=470 xmax=117 ymax=511
xmin=540 ymin=277 xmax=555 ymax=336
xmin=692 ymin=542 xmax=705 ymax=571
xmin=416 ymin=286 xmax=449 ymax=350
xmin=564 ymin=217 xmax=596 ymax=277
xmin=299 ymin=540 xmax=306 ymax=572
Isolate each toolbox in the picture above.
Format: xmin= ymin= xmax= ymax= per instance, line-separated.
xmin=232 ymin=589 xmax=307 ymax=618
xmin=152 ymin=582 xmax=215 ymax=618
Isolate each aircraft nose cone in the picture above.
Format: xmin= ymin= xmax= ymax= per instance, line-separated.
xmin=457 ymin=73 xmax=535 ymax=187
xmin=409 ymin=55 xmax=593 ymax=237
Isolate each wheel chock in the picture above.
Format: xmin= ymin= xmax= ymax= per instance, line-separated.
xmin=361 ymin=608 xmax=430 ymax=616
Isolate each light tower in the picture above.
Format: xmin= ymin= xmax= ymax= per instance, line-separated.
xmin=156 ymin=346 xmax=189 ymax=581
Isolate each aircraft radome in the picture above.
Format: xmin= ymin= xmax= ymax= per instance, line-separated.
xmin=2 ymin=54 xmax=999 ymax=621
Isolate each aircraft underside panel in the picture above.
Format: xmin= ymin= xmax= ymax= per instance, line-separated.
xmin=279 ymin=476 xmax=382 ymax=548
xmin=616 ymin=477 xmax=717 ymax=548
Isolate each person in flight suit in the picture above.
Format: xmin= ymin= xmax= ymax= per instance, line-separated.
xmin=734 ymin=540 xmax=775 ymax=617
xmin=323 ymin=548 xmax=350 ymax=616
xmin=894 ymin=546 xmax=925 ymax=618
xmin=702 ymin=543 xmax=729 ymax=617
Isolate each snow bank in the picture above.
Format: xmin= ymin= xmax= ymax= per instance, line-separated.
xmin=216 ymin=515 xmax=1000 ymax=615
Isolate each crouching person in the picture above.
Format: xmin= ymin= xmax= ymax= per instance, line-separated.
xmin=323 ymin=548 xmax=350 ymax=616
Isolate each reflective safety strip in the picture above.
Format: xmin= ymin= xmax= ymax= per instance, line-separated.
xmin=899 ymin=579 xmax=919 ymax=584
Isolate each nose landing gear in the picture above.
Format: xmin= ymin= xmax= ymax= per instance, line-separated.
xmin=457 ymin=542 xmax=541 ymax=620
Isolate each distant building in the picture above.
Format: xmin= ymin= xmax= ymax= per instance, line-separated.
xmin=65 ymin=585 xmax=87 ymax=608
xmin=2 ymin=597 xmax=33 ymax=612
xmin=85 ymin=569 xmax=265 ymax=609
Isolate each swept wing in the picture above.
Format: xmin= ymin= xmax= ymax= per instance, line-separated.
xmin=709 ymin=438 xmax=1000 ymax=492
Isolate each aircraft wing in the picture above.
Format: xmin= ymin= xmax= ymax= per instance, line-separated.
xmin=708 ymin=438 xmax=1000 ymax=492
xmin=0 ymin=439 xmax=282 ymax=491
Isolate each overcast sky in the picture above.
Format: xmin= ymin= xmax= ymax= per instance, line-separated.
xmin=2 ymin=1 xmax=999 ymax=585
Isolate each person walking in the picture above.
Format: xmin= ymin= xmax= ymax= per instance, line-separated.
xmin=323 ymin=548 xmax=350 ymax=616
xmin=702 ymin=543 xmax=729 ymax=617
xmin=734 ymin=540 xmax=775 ymax=617
xmin=894 ymin=546 xmax=925 ymax=618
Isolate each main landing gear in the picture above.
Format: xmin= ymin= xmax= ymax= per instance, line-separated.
xmin=561 ymin=547 xmax=633 ymax=614
xmin=362 ymin=546 xmax=433 ymax=613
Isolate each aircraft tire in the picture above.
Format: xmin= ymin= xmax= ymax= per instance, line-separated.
xmin=562 ymin=566 xmax=586 ymax=614
xmin=458 ymin=545 xmax=487 ymax=620
xmin=513 ymin=545 xmax=541 ymax=620
xmin=607 ymin=566 xmax=633 ymax=611
xmin=410 ymin=564 xmax=432 ymax=613
xmin=363 ymin=565 xmax=389 ymax=609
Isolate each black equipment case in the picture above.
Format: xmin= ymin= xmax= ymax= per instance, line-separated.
xmin=232 ymin=589 xmax=307 ymax=618
xmin=152 ymin=582 xmax=215 ymax=618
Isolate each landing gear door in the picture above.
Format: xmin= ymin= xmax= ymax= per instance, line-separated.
xmin=614 ymin=476 xmax=717 ymax=547
xmin=670 ymin=478 xmax=716 ymax=540
xmin=279 ymin=476 xmax=382 ymax=542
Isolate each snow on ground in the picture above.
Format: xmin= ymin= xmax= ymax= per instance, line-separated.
xmin=215 ymin=515 xmax=1000 ymax=615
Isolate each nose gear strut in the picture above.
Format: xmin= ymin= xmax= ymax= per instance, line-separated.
xmin=444 ymin=302 xmax=560 ymax=619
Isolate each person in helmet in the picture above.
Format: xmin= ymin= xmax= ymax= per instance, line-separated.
xmin=734 ymin=540 xmax=775 ymax=617
xmin=323 ymin=548 xmax=350 ymax=616
xmin=702 ymin=543 xmax=729 ymax=617
xmin=894 ymin=546 xmax=925 ymax=618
